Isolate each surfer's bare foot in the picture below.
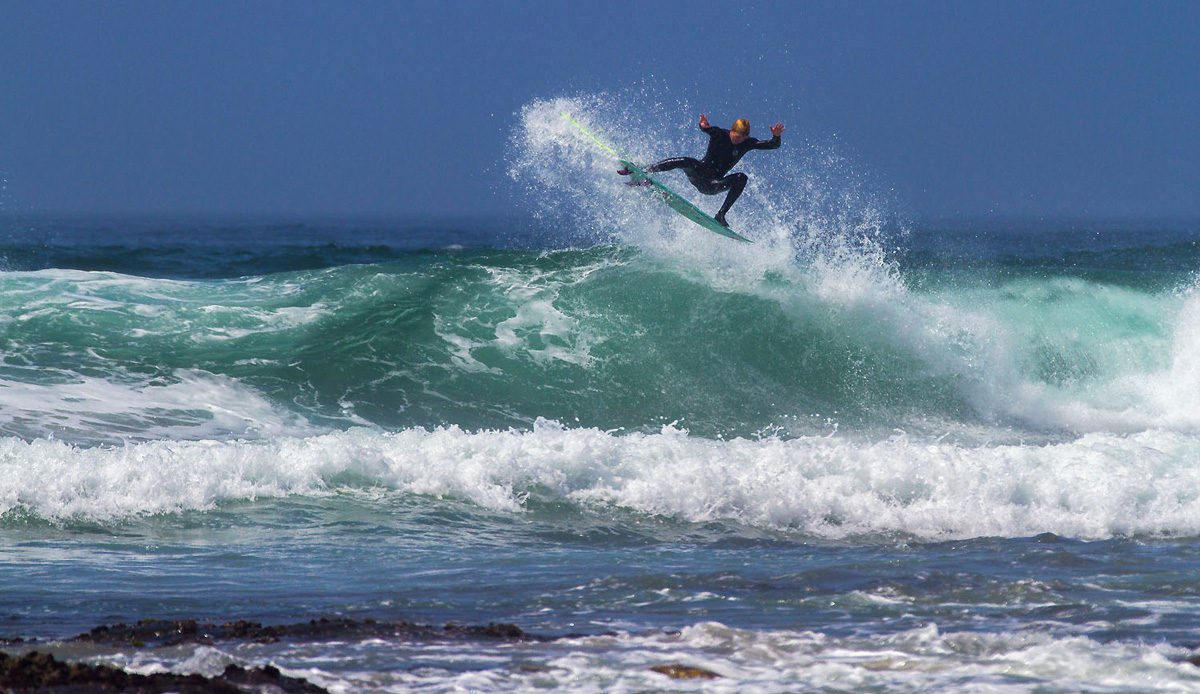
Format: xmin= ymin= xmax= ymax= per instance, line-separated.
xmin=617 ymin=168 xmax=632 ymax=176
xmin=714 ymin=212 xmax=730 ymax=228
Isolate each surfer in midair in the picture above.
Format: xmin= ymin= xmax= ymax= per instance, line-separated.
xmin=620 ymin=114 xmax=784 ymax=228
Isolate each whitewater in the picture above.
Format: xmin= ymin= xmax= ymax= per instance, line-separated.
xmin=1 ymin=96 xmax=1200 ymax=692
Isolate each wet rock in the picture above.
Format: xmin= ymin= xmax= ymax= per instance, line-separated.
xmin=70 ymin=617 xmax=536 ymax=649
xmin=219 ymin=663 xmax=328 ymax=693
xmin=650 ymin=663 xmax=722 ymax=679
xmin=0 ymin=650 xmax=327 ymax=693
xmin=0 ymin=617 xmax=542 ymax=692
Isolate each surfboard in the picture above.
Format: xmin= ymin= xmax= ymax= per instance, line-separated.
xmin=562 ymin=113 xmax=752 ymax=243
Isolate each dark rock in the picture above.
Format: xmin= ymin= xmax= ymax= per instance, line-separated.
xmin=0 ymin=650 xmax=305 ymax=693
xmin=71 ymin=617 xmax=537 ymax=649
xmin=219 ymin=663 xmax=328 ymax=693
xmin=0 ymin=616 xmax=544 ymax=692
xmin=650 ymin=663 xmax=722 ymax=679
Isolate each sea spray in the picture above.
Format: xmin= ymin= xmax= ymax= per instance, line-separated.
xmin=510 ymin=95 xmax=903 ymax=274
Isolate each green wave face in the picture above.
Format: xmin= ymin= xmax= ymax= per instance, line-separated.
xmin=0 ymin=242 xmax=1188 ymax=444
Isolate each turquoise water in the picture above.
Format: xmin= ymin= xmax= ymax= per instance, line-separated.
xmin=0 ymin=100 xmax=1199 ymax=692
xmin=0 ymin=213 xmax=1198 ymax=692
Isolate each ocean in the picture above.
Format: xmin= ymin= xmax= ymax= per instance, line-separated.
xmin=2 ymin=99 xmax=1200 ymax=692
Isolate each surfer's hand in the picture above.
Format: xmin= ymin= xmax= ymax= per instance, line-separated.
xmin=770 ymin=122 xmax=785 ymax=137
xmin=698 ymin=114 xmax=710 ymax=129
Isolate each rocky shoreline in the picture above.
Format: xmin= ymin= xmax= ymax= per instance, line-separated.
xmin=0 ymin=617 xmax=732 ymax=691
xmin=75 ymin=616 xmax=535 ymax=648
xmin=0 ymin=652 xmax=325 ymax=694
xmin=0 ymin=617 xmax=540 ymax=693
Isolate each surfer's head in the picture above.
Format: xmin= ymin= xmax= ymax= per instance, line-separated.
xmin=730 ymin=118 xmax=750 ymax=143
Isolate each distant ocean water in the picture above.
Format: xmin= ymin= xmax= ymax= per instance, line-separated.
xmin=1 ymin=100 xmax=1200 ymax=692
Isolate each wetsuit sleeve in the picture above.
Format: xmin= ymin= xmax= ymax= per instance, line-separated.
xmin=753 ymin=135 xmax=782 ymax=150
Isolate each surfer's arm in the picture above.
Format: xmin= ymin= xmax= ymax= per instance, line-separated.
xmin=755 ymin=135 xmax=782 ymax=150
xmin=698 ymin=113 xmax=723 ymax=135
xmin=756 ymin=122 xmax=784 ymax=150
xmin=752 ymin=126 xmax=783 ymax=151
xmin=755 ymin=123 xmax=784 ymax=150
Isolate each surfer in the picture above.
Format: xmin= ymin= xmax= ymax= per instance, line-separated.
xmin=620 ymin=114 xmax=784 ymax=228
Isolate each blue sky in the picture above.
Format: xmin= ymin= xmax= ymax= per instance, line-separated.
xmin=1 ymin=0 xmax=1196 ymax=220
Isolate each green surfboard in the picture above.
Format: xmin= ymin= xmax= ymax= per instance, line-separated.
xmin=562 ymin=113 xmax=752 ymax=243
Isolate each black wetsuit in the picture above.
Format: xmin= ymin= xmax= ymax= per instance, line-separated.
xmin=646 ymin=124 xmax=781 ymax=222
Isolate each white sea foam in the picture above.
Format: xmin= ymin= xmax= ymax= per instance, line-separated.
xmin=431 ymin=258 xmax=613 ymax=372
xmin=570 ymin=622 xmax=1197 ymax=694
xmin=5 ymin=421 xmax=1200 ymax=540
xmin=796 ymin=266 xmax=1199 ymax=436
xmin=0 ymin=369 xmax=314 ymax=444
xmin=0 ymin=266 xmax=331 ymax=339
xmin=96 ymin=620 xmax=1200 ymax=694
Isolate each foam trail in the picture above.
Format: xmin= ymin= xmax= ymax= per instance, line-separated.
xmin=0 ymin=369 xmax=315 ymax=444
